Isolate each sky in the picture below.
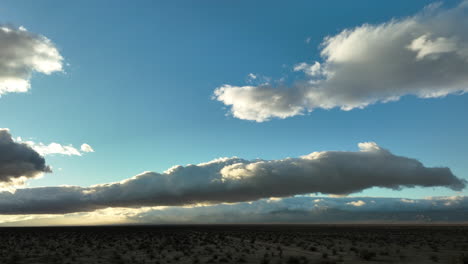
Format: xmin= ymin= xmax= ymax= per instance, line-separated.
xmin=0 ymin=0 xmax=467 ymax=225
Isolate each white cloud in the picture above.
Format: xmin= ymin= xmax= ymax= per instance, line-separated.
xmin=347 ymin=200 xmax=366 ymax=207
xmin=0 ymin=25 xmax=63 ymax=96
xmin=294 ymin=61 xmax=322 ymax=77
xmin=27 ymin=142 xmax=82 ymax=156
xmin=0 ymin=142 xmax=464 ymax=214
xmin=214 ymin=1 xmax=468 ymax=121
xmin=248 ymin=73 xmax=257 ymax=80
xmin=80 ymin=143 xmax=94 ymax=153
xmin=16 ymin=139 xmax=94 ymax=157
xmin=213 ymin=84 xmax=305 ymax=122
xmin=245 ymin=73 xmax=272 ymax=86
xmin=407 ymin=34 xmax=459 ymax=60
xmin=401 ymin=198 xmax=416 ymax=204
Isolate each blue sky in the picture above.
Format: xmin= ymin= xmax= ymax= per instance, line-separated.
xmin=0 ymin=0 xmax=467 ymax=224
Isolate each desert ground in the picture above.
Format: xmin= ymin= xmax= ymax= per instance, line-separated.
xmin=0 ymin=225 xmax=467 ymax=264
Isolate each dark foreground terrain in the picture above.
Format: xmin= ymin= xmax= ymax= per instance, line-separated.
xmin=0 ymin=225 xmax=467 ymax=264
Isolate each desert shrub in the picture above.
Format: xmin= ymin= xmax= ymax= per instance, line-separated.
xmin=318 ymin=260 xmax=337 ymax=264
xmin=359 ymin=249 xmax=376 ymax=261
xmin=379 ymin=249 xmax=389 ymax=256
xmin=337 ymin=254 xmax=344 ymax=262
xmin=219 ymin=257 xmax=229 ymax=263
xmin=286 ymin=256 xmax=301 ymax=264
xmin=237 ymin=256 xmax=247 ymax=263
xmin=111 ymin=252 xmax=125 ymax=264
xmin=286 ymin=256 xmax=307 ymax=264
xmin=461 ymin=254 xmax=468 ymax=264
xmin=7 ymin=253 xmax=21 ymax=264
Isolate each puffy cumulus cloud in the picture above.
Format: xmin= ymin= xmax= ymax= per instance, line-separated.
xmin=0 ymin=25 xmax=63 ymax=96
xmin=0 ymin=129 xmax=50 ymax=185
xmin=80 ymin=143 xmax=94 ymax=153
xmin=214 ymin=1 xmax=468 ymax=121
xmin=213 ymin=84 xmax=306 ymax=122
xmin=16 ymin=139 xmax=94 ymax=156
xmin=0 ymin=129 xmax=94 ymax=189
xmin=0 ymin=142 xmax=464 ymax=214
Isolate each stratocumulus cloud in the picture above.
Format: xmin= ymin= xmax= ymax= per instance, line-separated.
xmin=214 ymin=1 xmax=468 ymax=121
xmin=0 ymin=25 xmax=63 ymax=96
xmin=129 ymin=196 xmax=468 ymax=224
xmin=0 ymin=129 xmax=50 ymax=184
xmin=1 ymin=196 xmax=467 ymax=225
xmin=0 ymin=142 xmax=464 ymax=214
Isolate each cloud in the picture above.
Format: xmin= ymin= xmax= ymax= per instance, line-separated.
xmin=24 ymin=142 xmax=81 ymax=156
xmin=80 ymin=143 xmax=94 ymax=153
xmin=0 ymin=128 xmax=93 ymax=189
xmin=16 ymin=139 xmax=94 ymax=156
xmin=214 ymin=1 xmax=468 ymax=121
xmin=0 ymin=25 xmax=63 ymax=96
xmin=127 ymin=196 xmax=468 ymax=224
xmin=1 ymin=195 xmax=467 ymax=225
xmin=347 ymin=200 xmax=366 ymax=207
xmin=294 ymin=61 xmax=321 ymax=76
xmin=0 ymin=142 xmax=464 ymax=214
xmin=0 ymin=129 xmax=51 ymax=186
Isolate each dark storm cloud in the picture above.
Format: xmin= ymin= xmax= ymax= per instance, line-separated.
xmin=0 ymin=129 xmax=51 ymax=184
xmin=0 ymin=142 xmax=464 ymax=214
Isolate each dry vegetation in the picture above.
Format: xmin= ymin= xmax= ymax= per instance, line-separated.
xmin=0 ymin=225 xmax=467 ymax=264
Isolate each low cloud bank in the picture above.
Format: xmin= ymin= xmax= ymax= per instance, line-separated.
xmin=2 ymin=195 xmax=467 ymax=225
xmin=130 ymin=196 xmax=468 ymax=224
xmin=0 ymin=142 xmax=464 ymax=214
xmin=214 ymin=1 xmax=468 ymax=121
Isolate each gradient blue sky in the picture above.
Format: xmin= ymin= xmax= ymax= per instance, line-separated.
xmin=0 ymin=0 xmax=466 ymax=200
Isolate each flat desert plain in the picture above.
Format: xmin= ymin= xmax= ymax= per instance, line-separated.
xmin=0 ymin=225 xmax=467 ymax=264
